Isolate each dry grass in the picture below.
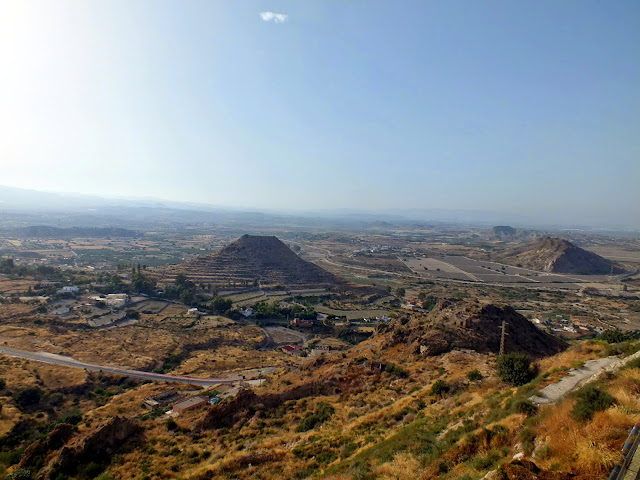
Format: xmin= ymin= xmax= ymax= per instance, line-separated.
xmin=375 ymin=453 xmax=421 ymax=480
xmin=536 ymin=342 xmax=604 ymax=374
xmin=536 ymin=372 xmax=639 ymax=478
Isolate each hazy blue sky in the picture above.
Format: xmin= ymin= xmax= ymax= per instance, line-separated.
xmin=1 ymin=1 xmax=638 ymax=227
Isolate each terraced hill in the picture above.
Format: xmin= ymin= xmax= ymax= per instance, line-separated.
xmin=161 ymin=234 xmax=339 ymax=287
xmin=499 ymin=236 xmax=626 ymax=275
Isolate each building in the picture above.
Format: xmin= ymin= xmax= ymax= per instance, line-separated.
xmin=58 ymin=286 xmax=79 ymax=294
xmin=290 ymin=318 xmax=313 ymax=328
xmin=143 ymin=390 xmax=183 ymax=410
xmin=281 ymin=345 xmax=302 ymax=355
xmin=187 ymin=307 xmax=200 ymax=316
xmin=91 ymin=294 xmax=128 ymax=308
xmin=311 ymin=346 xmax=330 ymax=355
xmin=172 ymin=396 xmax=209 ymax=414
xmin=241 ymin=307 xmax=254 ymax=317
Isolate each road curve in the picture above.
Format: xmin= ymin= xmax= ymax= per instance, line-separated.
xmin=0 ymin=346 xmax=242 ymax=387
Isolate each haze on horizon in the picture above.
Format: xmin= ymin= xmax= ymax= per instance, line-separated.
xmin=0 ymin=1 xmax=638 ymax=228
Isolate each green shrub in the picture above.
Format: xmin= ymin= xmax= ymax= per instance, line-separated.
xmin=0 ymin=378 xmax=6 ymax=390
xmin=385 ymin=363 xmax=408 ymax=378
xmin=467 ymin=369 xmax=483 ymax=381
xmin=571 ymin=385 xmax=615 ymax=421
xmin=166 ymin=418 xmax=178 ymax=431
xmin=497 ymin=353 xmax=535 ymax=386
xmin=599 ymin=329 xmax=627 ymax=343
xmin=472 ymin=450 xmax=501 ymax=470
xmin=430 ymin=380 xmax=450 ymax=396
xmin=297 ymin=403 xmax=335 ymax=432
xmin=13 ymin=387 xmax=43 ymax=410
xmin=519 ymin=427 xmax=536 ymax=454
xmin=514 ymin=399 xmax=538 ymax=417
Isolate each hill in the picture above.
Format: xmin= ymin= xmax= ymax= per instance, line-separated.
xmin=499 ymin=236 xmax=626 ymax=275
xmin=491 ymin=225 xmax=517 ymax=236
xmin=13 ymin=226 xmax=139 ymax=238
xmin=379 ymin=300 xmax=567 ymax=359
xmin=163 ymin=234 xmax=339 ymax=287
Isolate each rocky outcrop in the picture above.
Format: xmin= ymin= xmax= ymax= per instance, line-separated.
xmin=384 ymin=302 xmax=567 ymax=359
xmin=494 ymin=459 xmax=575 ymax=479
xmin=44 ymin=416 xmax=142 ymax=479
xmin=18 ymin=423 xmax=74 ymax=469
xmin=196 ymin=382 xmax=337 ymax=431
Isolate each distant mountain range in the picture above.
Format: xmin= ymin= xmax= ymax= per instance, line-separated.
xmin=1 ymin=184 xmax=638 ymax=231
xmin=13 ymin=226 xmax=139 ymax=239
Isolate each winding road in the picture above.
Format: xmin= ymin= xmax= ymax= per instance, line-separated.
xmin=0 ymin=346 xmax=242 ymax=387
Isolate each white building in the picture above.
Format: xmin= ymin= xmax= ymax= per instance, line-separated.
xmin=91 ymin=294 xmax=128 ymax=308
xmin=58 ymin=286 xmax=79 ymax=294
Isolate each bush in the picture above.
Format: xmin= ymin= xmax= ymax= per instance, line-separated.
xmin=0 ymin=378 xmax=6 ymax=390
xmin=166 ymin=418 xmax=178 ymax=431
xmin=599 ymin=329 xmax=627 ymax=343
xmin=519 ymin=427 xmax=536 ymax=454
xmin=14 ymin=387 xmax=43 ymax=410
xmin=571 ymin=385 xmax=615 ymax=421
xmin=467 ymin=369 xmax=483 ymax=381
xmin=514 ymin=399 xmax=538 ymax=417
xmin=297 ymin=403 xmax=334 ymax=432
xmin=385 ymin=363 xmax=408 ymax=378
xmin=497 ymin=353 xmax=535 ymax=386
xmin=431 ymin=380 xmax=450 ymax=396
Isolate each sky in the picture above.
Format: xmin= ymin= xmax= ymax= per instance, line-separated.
xmin=0 ymin=0 xmax=638 ymax=228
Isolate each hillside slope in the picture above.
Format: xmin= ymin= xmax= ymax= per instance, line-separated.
xmin=378 ymin=300 xmax=568 ymax=359
xmin=499 ymin=236 xmax=625 ymax=274
xmin=163 ymin=234 xmax=339 ymax=287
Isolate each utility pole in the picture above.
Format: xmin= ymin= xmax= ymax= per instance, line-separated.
xmin=499 ymin=320 xmax=508 ymax=355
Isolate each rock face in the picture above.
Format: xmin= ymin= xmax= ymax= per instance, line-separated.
xmin=196 ymin=382 xmax=337 ymax=431
xmin=45 ymin=416 xmax=142 ymax=479
xmin=500 ymin=237 xmax=625 ymax=275
xmin=18 ymin=423 xmax=74 ymax=469
xmin=164 ymin=235 xmax=339 ymax=287
xmin=383 ymin=301 xmax=567 ymax=359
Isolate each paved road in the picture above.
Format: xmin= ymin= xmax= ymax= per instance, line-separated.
xmin=0 ymin=346 xmax=242 ymax=387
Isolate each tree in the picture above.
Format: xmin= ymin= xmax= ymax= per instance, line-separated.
xmin=497 ymin=353 xmax=535 ymax=386
xmin=179 ymin=290 xmax=194 ymax=305
xmin=394 ymin=287 xmax=406 ymax=298
xmin=431 ymin=379 xmax=450 ymax=396
xmin=599 ymin=329 xmax=626 ymax=344
xmin=210 ymin=296 xmax=232 ymax=314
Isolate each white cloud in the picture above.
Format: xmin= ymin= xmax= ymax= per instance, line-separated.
xmin=259 ymin=11 xmax=288 ymax=23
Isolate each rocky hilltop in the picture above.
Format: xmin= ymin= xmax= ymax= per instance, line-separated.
xmin=165 ymin=234 xmax=339 ymax=287
xmin=499 ymin=236 xmax=625 ymax=275
xmin=380 ymin=300 xmax=567 ymax=359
